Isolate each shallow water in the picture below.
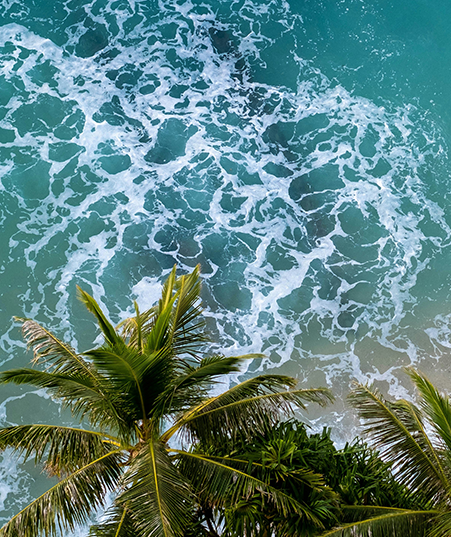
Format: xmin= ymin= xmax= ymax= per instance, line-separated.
xmin=1 ymin=0 xmax=451 ymax=525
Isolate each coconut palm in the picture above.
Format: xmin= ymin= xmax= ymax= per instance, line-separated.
xmin=0 ymin=265 xmax=333 ymax=537
xmin=321 ymin=368 xmax=451 ymax=537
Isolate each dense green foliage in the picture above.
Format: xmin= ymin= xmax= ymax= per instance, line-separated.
xmin=193 ymin=416 xmax=422 ymax=536
xmin=0 ymin=266 xmax=333 ymax=537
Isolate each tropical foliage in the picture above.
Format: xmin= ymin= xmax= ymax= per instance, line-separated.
xmin=188 ymin=418 xmax=339 ymax=537
xmin=200 ymin=416 xmax=420 ymax=536
xmin=0 ymin=265 xmax=333 ymax=537
xmin=322 ymin=368 xmax=451 ymax=537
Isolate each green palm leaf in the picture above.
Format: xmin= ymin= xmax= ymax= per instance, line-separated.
xmin=160 ymin=265 xmax=177 ymax=310
xmin=0 ymin=368 xmax=134 ymax=438
xmin=174 ymin=354 xmax=264 ymax=388
xmin=145 ymin=293 xmax=178 ymax=355
xmin=86 ymin=344 xmax=179 ymax=425
xmin=0 ymin=424 xmax=122 ymax=475
xmin=17 ymin=317 xmax=98 ymax=379
xmin=77 ymin=287 xmax=123 ymax=347
xmin=120 ymin=440 xmax=194 ymax=537
xmin=166 ymin=381 xmax=333 ymax=444
xmin=320 ymin=506 xmax=434 ymax=537
xmin=162 ymin=375 xmax=308 ymax=439
xmin=170 ymin=265 xmax=207 ymax=357
xmin=406 ymin=368 xmax=451 ymax=455
xmin=117 ymin=301 xmax=156 ymax=353
xmin=428 ymin=511 xmax=451 ymax=537
xmin=85 ymin=346 xmax=150 ymax=422
xmin=89 ymin=504 xmax=138 ymax=537
xmin=156 ymin=354 xmax=264 ymax=416
xmin=0 ymin=450 xmax=125 ymax=537
xmin=348 ymin=382 xmax=450 ymax=504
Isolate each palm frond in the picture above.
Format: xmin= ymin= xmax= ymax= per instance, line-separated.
xmin=87 ymin=345 xmax=155 ymax=414
xmin=119 ymin=440 xmax=194 ymax=537
xmin=17 ymin=317 xmax=97 ymax=378
xmin=164 ymin=380 xmax=333 ymax=444
xmin=406 ymin=368 xmax=451 ymax=454
xmin=117 ymin=303 xmax=157 ymax=352
xmin=186 ymin=389 xmax=333 ymax=445
xmin=0 ymin=368 xmax=135 ymax=440
xmin=0 ymin=450 xmax=125 ymax=537
xmin=161 ymin=374 xmax=299 ymax=442
xmin=156 ymin=354 xmax=264 ymax=416
xmin=160 ymin=265 xmax=177 ymax=310
xmin=194 ymin=451 xmax=333 ymax=495
xmin=0 ymin=424 xmax=123 ymax=475
xmin=428 ymin=511 xmax=451 ymax=537
xmin=176 ymin=354 xmax=264 ymax=387
xmin=173 ymin=449 xmax=326 ymax=529
xmin=89 ymin=504 xmax=139 ymax=537
xmin=170 ymin=265 xmax=207 ymax=357
xmin=320 ymin=507 xmax=434 ymax=537
xmin=348 ymin=382 xmax=450 ymax=504
xmin=144 ymin=292 xmax=177 ymax=355
xmin=86 ymin=344 xmax=179 ymax=425
xmin=77 ymin=287 xmax=122 ymax=347
xmin=139 ymin=266 xmax=179 ymax=356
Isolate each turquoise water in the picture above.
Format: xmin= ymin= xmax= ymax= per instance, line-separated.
xmin=1 ymin=0 xmax=451 ymax=526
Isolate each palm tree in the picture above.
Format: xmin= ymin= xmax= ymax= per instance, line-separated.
xmin=0 ymin=265 xmax=333 ymax=537
xmin=321 ymin=368 xmax=451 ymax=537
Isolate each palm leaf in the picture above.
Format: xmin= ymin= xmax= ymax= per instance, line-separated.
xmin=86 ymin=344 xmax=179 ymax=426
xmin=85 ymin=346 xmax=150 ymax=424
xmin=160 ymin=265 xmax=177 ymax=310
xmin=164 ymin=380 xmax=333 ymax=444
xmin=144 ymin=292 xmax=178 ymax=355
xmin=89 ymin=504 xmax=139 ymax=537
xmin=119 ymin=440 xmax=194 ymax=537
xmin=170 ymin=265 xmax=207 ymax=357
xmin=0 ymin=450 xmax=125 ymax=537
xmin=0 ymin=424 xmax=123 ymax=475
xmin=348 ymin=382 xmax=450 ymax=504
xmin=155 ymin=354 xmax=264 ymax=416
xmin=17 ymin=317 xmax=97 ymax=379
xmin=428 ymin=511 xmax=451 ymax=537
xmin=162 ymin=375 xmax=305 ymax=440
xmin=174 ymin=354 xmax=264 ymax=388
xmin=190 ymin=452 xmax=333 ymax=493
xmin=406 ymin=368 xmax=451 ymax=455
xmin=77 ymin=287 xmax=123 ymax=347
xmin=141 ymin=266 xmax=179 ymax=355
xmin=117 ymin=301 xmax=157 ymax=353
xmin=185 ymin=389 xmax=333 ymax=445
xmin=0 ymin=368 xmax=135 ymax=439
xmin=117 ymin=303 xmax=157 ymax=351
xmin=320 ymin=506 xmax=434 ymax=537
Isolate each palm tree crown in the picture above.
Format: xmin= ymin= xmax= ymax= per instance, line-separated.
xmin=0 ymin=265 xmax=333 ymax=537
xmin=322 ymin=368 xmax=451 ymax=537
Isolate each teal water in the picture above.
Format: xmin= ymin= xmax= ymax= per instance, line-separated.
xmin=1 ymin=0 xmax=451 ymax=526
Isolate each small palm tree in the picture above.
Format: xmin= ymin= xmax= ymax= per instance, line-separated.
xmin=322 ymin=368 xmax=451 ymax=537
xmin=0 ymin=266 xmax=333 ymax=537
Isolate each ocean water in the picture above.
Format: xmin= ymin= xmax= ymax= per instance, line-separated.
xmin=1 ymin=0 xmax=451 ymax=526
